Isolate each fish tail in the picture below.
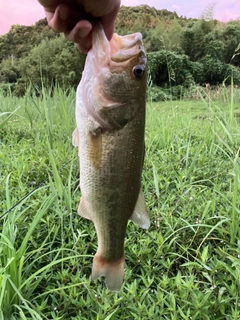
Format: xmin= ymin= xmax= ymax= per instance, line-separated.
xmin=91 ymin=254 xmax=125 ymax=291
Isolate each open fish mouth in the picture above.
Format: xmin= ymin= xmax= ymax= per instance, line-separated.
xmin=110 ymin=32 xmax=146 ymax=65
xmin=79 ymin=23 xmax=147 ymax=130
xmin=90 ymin=23 xmax=147 ymax=68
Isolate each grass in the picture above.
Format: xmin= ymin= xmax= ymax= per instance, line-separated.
xmin=0 ymin=85 xmax=239 ymax=319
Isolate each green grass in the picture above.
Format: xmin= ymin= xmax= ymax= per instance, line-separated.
xmin=0 ymin=86 xmax=239 ymax=319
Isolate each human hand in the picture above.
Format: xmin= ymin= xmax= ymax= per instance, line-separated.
xmin=38 ymin=0 xmax=121 ymax=53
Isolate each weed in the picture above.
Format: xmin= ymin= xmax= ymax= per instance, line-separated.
xmin=0 ymin=86 xmax=239 ymax=319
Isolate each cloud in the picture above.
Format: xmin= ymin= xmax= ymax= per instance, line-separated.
xmin=121 ymin=0 xmax=162 ymax=9
xmin=213 ymin=0 xmax=240 ymax=21
xmin=172 ymin=5 xmax=181 ymax=10
xmin=0 ymin=0 xmax=44 ymax=35
xmin=121 ymin=0 xmax=240 ymax=20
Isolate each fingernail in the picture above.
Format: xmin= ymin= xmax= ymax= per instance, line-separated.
xmin=60 ymin=8 xmax=68 ymax=20
xmin=79 ymin=28 xmax=90 ymax=38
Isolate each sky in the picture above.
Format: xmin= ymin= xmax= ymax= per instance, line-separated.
xmin=0 ymin=0 xmax=239 ymax=36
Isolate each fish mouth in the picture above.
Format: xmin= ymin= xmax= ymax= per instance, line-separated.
xmin=83 ymin=24 xmax=146 ymax=130
xmin=109 ymin=33 xmax=146 ymax=65
xmin=91 ymin=23 xmax=146 ymax=68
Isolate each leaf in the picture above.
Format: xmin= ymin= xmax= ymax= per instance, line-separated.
xmin=201 ymin=245 xmax=209 ymax=263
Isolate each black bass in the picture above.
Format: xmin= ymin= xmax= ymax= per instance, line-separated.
xmin=73 ymin=23 xmax=150 ymax=291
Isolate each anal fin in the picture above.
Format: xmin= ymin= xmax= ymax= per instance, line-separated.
xmin=130 ymin=188 xmax=150 ymax=229
xmin=91 ymin=253 xmax=125 ymax=292
xmin=78 ymin=197 xmax=92 ymax=220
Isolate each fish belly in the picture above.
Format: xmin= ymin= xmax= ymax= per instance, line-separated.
xmin=78 ymin=107 xmax=145 ymax=291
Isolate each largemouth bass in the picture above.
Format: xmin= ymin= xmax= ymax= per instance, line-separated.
xmin=73 ymin=23 xmax=150 ymax=291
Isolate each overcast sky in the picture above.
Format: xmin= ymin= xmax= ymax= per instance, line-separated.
xmin=0 ymin=0 xmax=239 ymax=35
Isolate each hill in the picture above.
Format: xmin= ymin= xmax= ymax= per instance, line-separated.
xmin=0 ymin=6 xmax=239 ymax=98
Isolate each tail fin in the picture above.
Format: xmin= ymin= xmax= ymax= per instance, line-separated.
xmin=91 ymin=254 xmax=125 ymax=291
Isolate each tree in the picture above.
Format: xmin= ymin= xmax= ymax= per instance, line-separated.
xmin=148 ymin=50 xmax=194 ymax=87
xmin=15 ymin=36 xmax=85 ymax=95
xmin=1 ymin=5 xmax=240 ymax=94
xmin=221 ymin=22 xmax=240 ymax=64
xmin=0 ymin=58 xmax=19 ymax=83
xmin=159 ymin=18 xmax=184 ymax=52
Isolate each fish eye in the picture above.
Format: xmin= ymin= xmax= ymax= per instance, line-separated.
xmin=132 ymin=65 xmax=145 ymax=79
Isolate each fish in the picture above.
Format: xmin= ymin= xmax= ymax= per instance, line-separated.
xmin=72 ymin=23 xmax=150 ymax=291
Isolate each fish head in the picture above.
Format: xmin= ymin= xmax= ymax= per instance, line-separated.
xmin=78 ymin=23 xmax=147 ymax=130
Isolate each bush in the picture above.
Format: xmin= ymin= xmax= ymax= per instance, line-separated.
xmin=147 ymin=85 xmax=187 ymax=102
xmin=147 ymin=85 xmax=171 ymax=102
xmin=0 ymin=83 xmax=15 ymax=97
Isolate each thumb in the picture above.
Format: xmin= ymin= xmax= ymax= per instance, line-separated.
xmin=100 ymin=4 xmax=120 ymax=40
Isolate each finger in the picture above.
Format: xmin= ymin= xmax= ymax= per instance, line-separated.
xmin=75 ymin=40 xmax=91 ymax=54
xmin=46 ymin=3 xmax=89 ymax=34
xmin=65 ymin=20 xmax=92 ymax=42
xmin=46 ymin=4 xmax=70 ymax=33
xmin=100 ymin=17 xmax=115 ymax=41
xmin=44 ymin=10 xmax=54 ymax=23
xmin=64 ymin=20 xmax=92 ymax=53
xmin=100 ymin=0 xmax=120 ymax=40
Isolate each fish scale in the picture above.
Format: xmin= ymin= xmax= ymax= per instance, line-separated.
xmin=73 ymin=23 xmax=150 ymax=291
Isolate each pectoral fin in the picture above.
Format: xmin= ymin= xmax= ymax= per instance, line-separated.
xmin=89 ymin=128 xmax=102 ymax=169
xmin=72 ymin=128 xmax=80 ymax=156
xmin=72 ymin=128 xmax=79 ymax=147
xmin=130 ymin=188 xmax=150 ymax=229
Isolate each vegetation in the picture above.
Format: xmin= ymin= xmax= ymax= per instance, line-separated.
xmin=0 ymin=5 xmax=240 ymax=98
xmin=0 ymin=4 xmax=240 ymax=319
xmin=0 ymin=82 xmax=240 ymax=318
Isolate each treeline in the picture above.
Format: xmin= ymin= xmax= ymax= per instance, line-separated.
xmin=0 ymin=5 xmax=240 ymax=99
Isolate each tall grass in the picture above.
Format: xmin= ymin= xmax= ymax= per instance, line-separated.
xmin=0 ymin=84 xmax=239 ymax=319
xmin=1 ymin=188 xmax=54 ymax=318
xmin=0 ymin=87 xmax=89 ymax=319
